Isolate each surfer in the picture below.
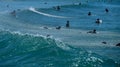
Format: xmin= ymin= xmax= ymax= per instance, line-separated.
xmin=43 ymin=27 xmax=48 ymax=29
xmin=17 ymin=9 xmax=21 ymax=11
xmin=93 ymin=29 xmax=96 ymax=33
xmin=95 ymin=18 xmax=102 ymax=24
xmin=56 ymin=26 xmax=61 ymax=30
xmin=116 ymin=43 xmax=120 ymax=47
xmin=105 ymin=8 xmax=109 ymax=13
xmin=102 ymin=41 xmax=107 ymax=44
xmin=53 ymin=6 xmax=60 ymax=11
xmin=44 ymin=2 xmax=47 ymax=4
xmin=7 ymin=4 xmax=9 ymax=8
xmin=87 ymin=29 xmax=97 ymax=34
xmin=56 ymin=6 xmax=60 ymax=11
xmin=88 ymin=11 xmax=91 ymax=16
xmin=47 ymin=34 xmax=50 ymax=37
xmin=10 ymin=10 xmax=16 ymax=16
xmin=73 ymin=2 xmax=81 ymax=5
xmin=66 ymin=20 xmax=70 ymax=28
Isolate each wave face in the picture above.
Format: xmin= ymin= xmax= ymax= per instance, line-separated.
xmin=0 ymin=31 xmax=118 ymax=67
xmin=0 ymin=0 xmax=120 ymax=67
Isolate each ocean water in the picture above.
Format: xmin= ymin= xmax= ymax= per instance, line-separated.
xmin=0 ymin=0 xmax=120 ymax=67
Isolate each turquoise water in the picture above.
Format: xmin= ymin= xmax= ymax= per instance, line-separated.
xmin=0 ymin=0 xmax=120 ymax=67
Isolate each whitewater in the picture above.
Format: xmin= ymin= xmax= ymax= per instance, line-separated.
xmin=0 ymin=0 xmax=120 ymax=67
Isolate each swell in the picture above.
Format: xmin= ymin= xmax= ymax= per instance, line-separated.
xmin=17 ymin=2 xmax=99 ymax=17
xmin=0 ymin=31 xmax=119 ymax=67
xmin=0 ymin=1 xmax=120 ymax=31
xmin=15 ymin=3 xmax=100 ymax=26
xmin=15 ymin=3 xmax=120 ymax=32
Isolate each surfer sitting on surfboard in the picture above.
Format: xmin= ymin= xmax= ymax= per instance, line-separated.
xmin=95 ymin=18 xmax=102 ymax=24
xmin=66 ymin=20 xmax=70 ymax=28
xmin=88 ymin=11 xmax=91 ymax=16
xmin=105 ymin=8 xmax=109 ymax=13
xmin=87 ymin=29 xmax=97 ymax=34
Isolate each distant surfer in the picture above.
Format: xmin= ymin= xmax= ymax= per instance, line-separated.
xmin=102 ymin=41 xmax=107 ymax=44
xmin=44 ymin=2 xmax=47 ymax=4
xmin=66 ymin=20 xmax=70 ymax=28
xmin=47 ymin=34 xmax=50 ymax=37
xmin=56 ymin=6 xmax=60 ymax=11
xmin=73 ymin=3 xmax=81 ymax=5
xmin=105 ymin=8 xmax=109 ymax=13
xmin=17 ymin=9 xmax=21 ymax=11
xmin=7 ymin=4 xmax=9 ymax=8
xmin=116 ymin=43 xmax=120 ymax=47
xmin=43 ymin=27 xmax=48 ymax=29
xmin=56 ymin=26 xmax=61 ymax=30
xmin=88 ymin=11 xmax=91 ymax=16
xmin=95 ymin=18 xmax=102 ymax=24
xmin=53 ymin=6 xmax=60 ymax=11
xmin=87 ymin=29 xmax=97 ymax=34
xmin=10 ymin=10 xmax=16 ymax=16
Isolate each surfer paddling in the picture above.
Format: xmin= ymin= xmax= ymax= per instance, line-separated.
xmin=102 ymin=41 xmax=107 ymax=44
xmin=43 ymin=27 xmax=48 ymax=29
xmin=87 ymin=29 xmax=97 ymax=34
xmin=56 ymin=26 xmax=61 ymax=30
xmin=116 ymin=43 xmax=120 ymax=47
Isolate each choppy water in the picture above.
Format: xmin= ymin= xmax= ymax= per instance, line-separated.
xmin=0 ymin=0 xmax=120 ymax=67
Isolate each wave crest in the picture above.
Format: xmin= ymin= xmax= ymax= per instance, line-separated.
xmin=0 ymin=31 xmax=118 ymax=67
xmin=29 ymin=7 xmax=71 ymax=18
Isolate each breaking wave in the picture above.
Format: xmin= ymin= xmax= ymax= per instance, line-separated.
xmin=0 ymin=31 xmax=119 ymax=67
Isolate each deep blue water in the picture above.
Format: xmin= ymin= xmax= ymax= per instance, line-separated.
xmin=0 ymin=0 xmax=120 ymax=67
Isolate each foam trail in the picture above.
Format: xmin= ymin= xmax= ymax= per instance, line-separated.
xmin=29 ymin=7 xmax=71 ymax=18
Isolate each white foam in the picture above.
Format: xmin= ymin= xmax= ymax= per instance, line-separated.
xmin=86 ymin=57 xmax=103 ymax=63
xmin=29 ymin=7 xmax=71 ymax=18
xmin=99 ymin=20 xmax=102 ymax=23
xmin=55 ymin=38 xmax=71 ymax=51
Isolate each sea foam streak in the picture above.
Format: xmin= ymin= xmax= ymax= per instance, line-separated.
xmin=29 ymin=7 xmax=71 ymax=18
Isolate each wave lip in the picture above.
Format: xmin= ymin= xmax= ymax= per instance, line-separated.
xmin=29 ymin=7 xmax=71 ymax=18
